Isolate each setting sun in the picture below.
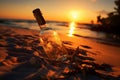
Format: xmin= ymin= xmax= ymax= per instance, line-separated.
xmin=70 ymin=11 xmax=80 ymax=22
xmin=71 ymin=11 xmax=78 ymax=19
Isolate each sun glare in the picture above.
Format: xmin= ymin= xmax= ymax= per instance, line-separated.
xmin=70 ymin=11 xmax=79 ymax=21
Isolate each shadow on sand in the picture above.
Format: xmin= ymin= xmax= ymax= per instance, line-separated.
xmin=0 ymin=28 xmax=119 ymax=80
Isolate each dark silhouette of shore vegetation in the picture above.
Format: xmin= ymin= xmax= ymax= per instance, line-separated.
xmin=91 ymin=0 xmax=120 ymax=35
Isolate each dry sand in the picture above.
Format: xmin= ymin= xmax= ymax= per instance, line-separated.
xmin=0 ymin=25 xmax=120 ymax=80
xmin=59 ymin=33 xmax=120 ymax=66
xmin=59 ymin=33 xmax=120 ymax=77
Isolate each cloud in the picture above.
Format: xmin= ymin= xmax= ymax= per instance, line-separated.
xmin=97 ymin=10 xmax=109 ymax=15
xmin=91 ymin=0 xmax=97 ymax=2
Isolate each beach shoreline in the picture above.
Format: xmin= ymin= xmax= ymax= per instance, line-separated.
xmin=0 ymin=25 xmax=120 ymax=79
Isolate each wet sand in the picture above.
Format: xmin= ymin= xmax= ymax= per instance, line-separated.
xmin=0 ymin=25 xmax=120 ymax=80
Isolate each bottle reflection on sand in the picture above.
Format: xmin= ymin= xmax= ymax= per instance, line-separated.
xmin=33 ymin=8 xmax=67 ymax=61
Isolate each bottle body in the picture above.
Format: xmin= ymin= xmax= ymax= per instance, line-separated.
xmin=39 ymin=29 xmax=67 ymax=61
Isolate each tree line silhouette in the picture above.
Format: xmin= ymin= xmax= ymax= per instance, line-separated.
xmin=92 ymin=0 xmax=120 ymax=34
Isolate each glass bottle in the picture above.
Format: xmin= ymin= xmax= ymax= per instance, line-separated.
xmin=33 ymin=8 xmax=67 ymax=61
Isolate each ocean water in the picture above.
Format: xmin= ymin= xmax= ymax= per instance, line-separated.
xmin=0 ymin=19 xmax=120 ymax=45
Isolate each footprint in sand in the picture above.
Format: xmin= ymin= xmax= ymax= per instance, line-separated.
xmin=80 ymin=45 xmax=92 ymax=49
xmin=62 ymin=41 xmax=73 ymax=45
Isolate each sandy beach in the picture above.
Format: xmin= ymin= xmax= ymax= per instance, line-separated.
xmin=0 ymin=25 xmax=120 ymax=80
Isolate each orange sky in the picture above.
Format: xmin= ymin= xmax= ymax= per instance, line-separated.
xmin=0 ymin=0 xmax=115 ymax=23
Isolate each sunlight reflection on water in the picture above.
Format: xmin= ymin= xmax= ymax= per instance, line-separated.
xmin=0 ymin=19 xmax=119 ymax=43
xmin=68 ymin=22 xmax=76 ymax=37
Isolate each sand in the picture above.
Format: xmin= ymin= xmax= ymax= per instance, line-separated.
xmin=59 ymin=33 xmax=120 ymax=77
xmin=0 ymin=25 xmax=120 ymax=80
